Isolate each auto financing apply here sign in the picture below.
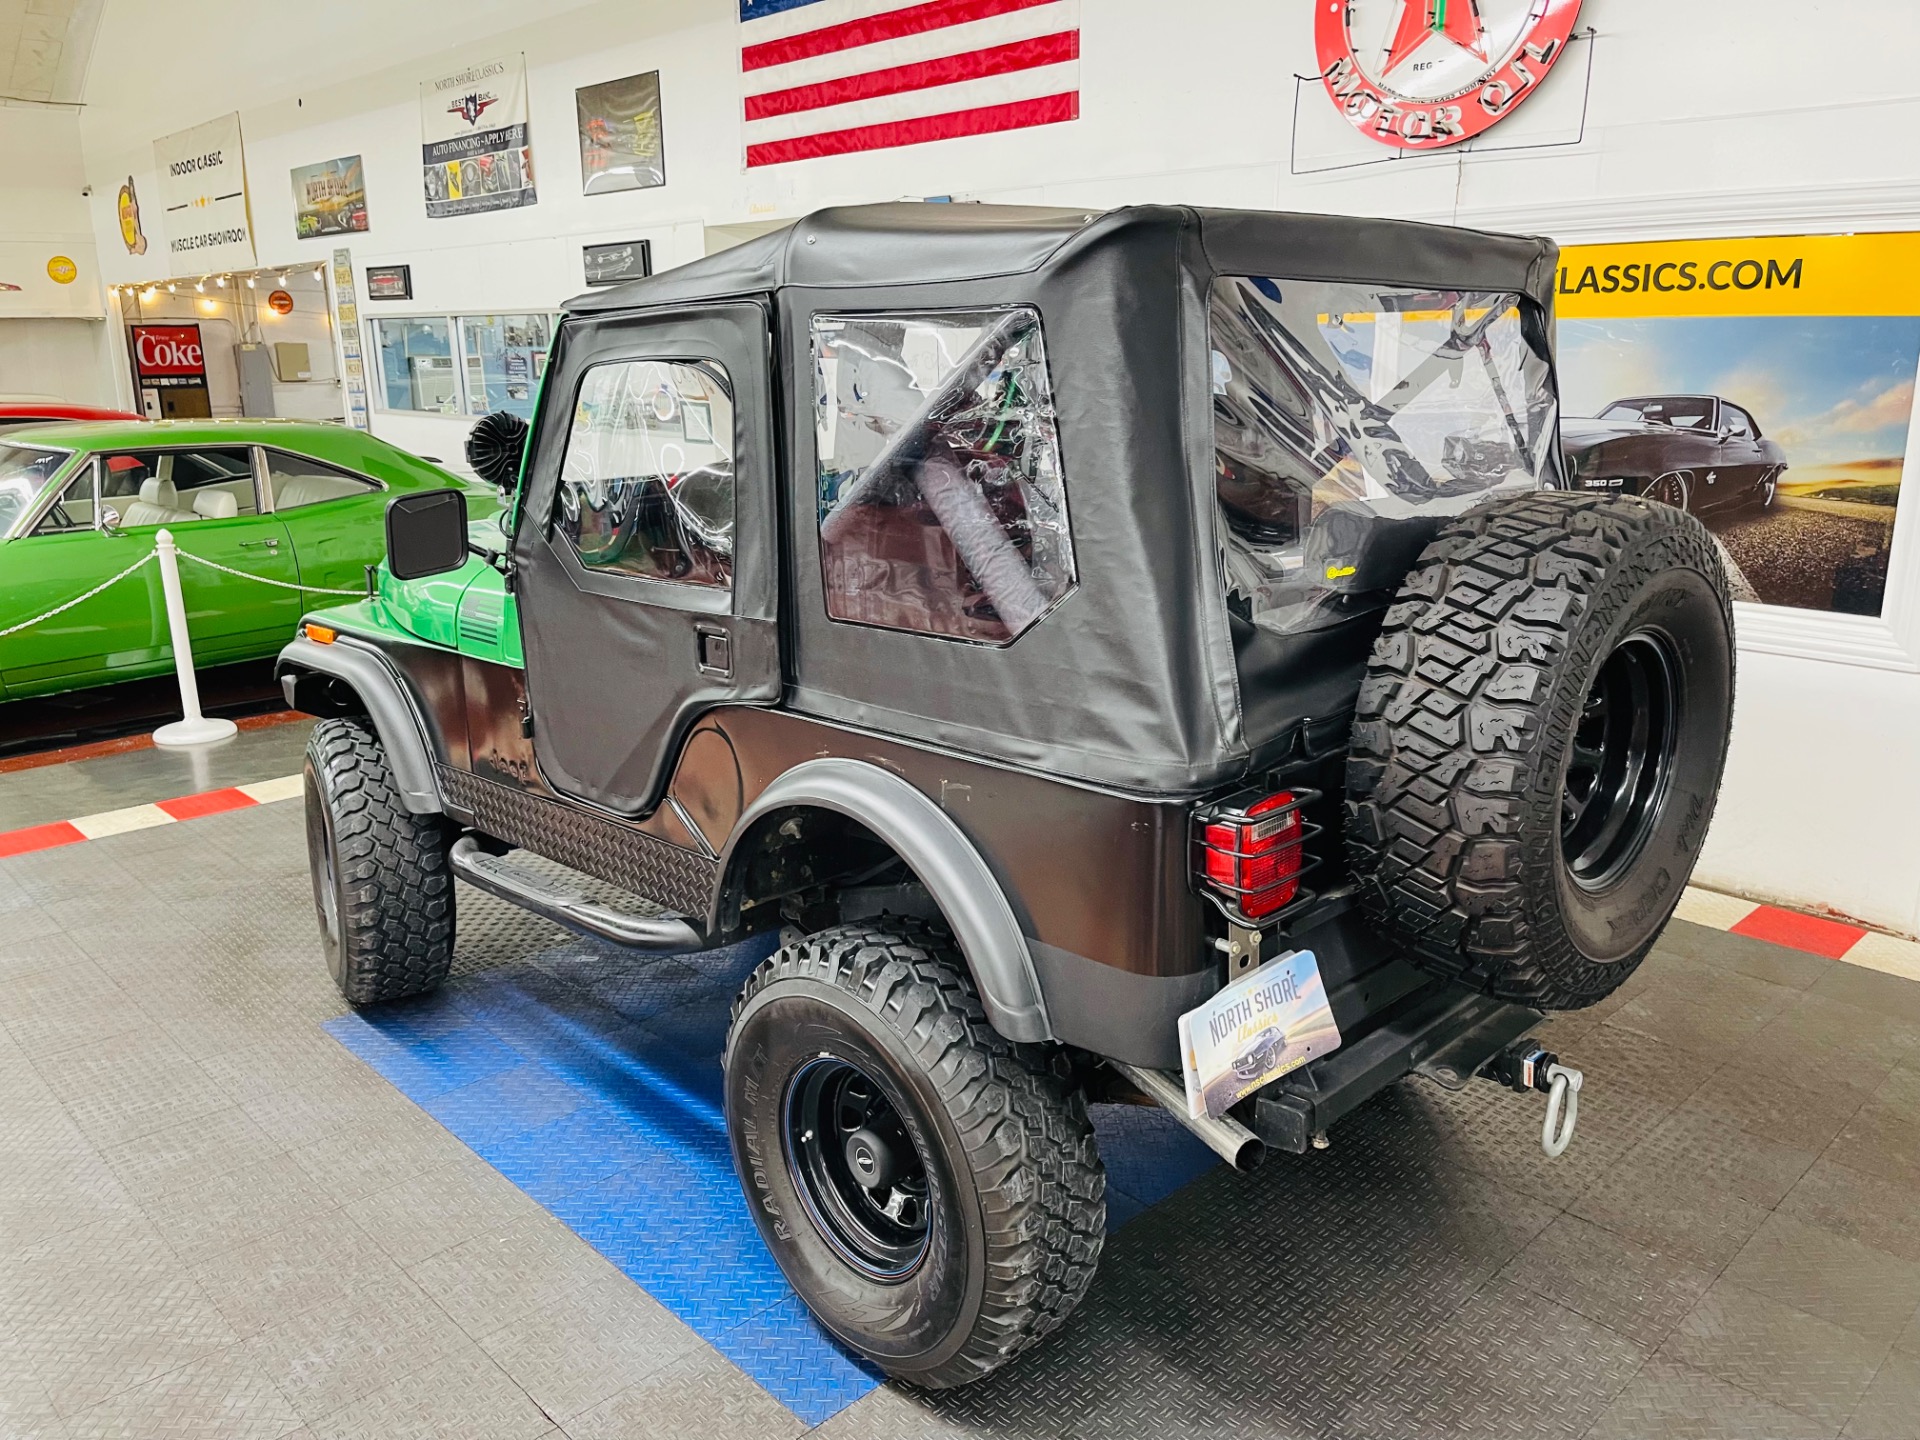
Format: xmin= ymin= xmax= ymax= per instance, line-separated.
xmin=1555 ymin=232 xmax=1920 ymax=319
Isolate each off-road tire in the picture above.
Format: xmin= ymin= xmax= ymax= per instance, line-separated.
xmin=303 ymin=717 xmax=455 ymax=1005
xmin=723 ymin=919 xmax=1104 ymax=1388
xmin=1345 ymin=492 xmax=1734 ymax=1010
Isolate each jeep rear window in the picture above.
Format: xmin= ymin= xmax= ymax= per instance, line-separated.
xmin=812 ymin=307 xmax=1073 ymax=646
xmin=1209 ymin=277 xmax=1556 ymax=634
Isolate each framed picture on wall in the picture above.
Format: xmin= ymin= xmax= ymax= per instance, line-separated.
xmin=365 ymin=265 xmax=413 ymax=300
xmin=582 ymin=240 xmax=652 ymax=287
xmin=576 ymin=71 xmax=666 ymax=195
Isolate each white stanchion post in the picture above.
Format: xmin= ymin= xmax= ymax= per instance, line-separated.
xmin=152 ymin=528 xmax=239 ymax=748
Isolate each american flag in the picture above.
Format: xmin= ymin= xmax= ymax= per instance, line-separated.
xmin=739 ymin=0 xmax=1080 ymax=168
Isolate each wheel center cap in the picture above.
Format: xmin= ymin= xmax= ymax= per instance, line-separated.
xmin=845 ymin=1128 xmax=895 ymax=1190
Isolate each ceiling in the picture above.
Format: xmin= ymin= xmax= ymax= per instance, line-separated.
xmin=0 ymin=0 xmax=103 ymax=104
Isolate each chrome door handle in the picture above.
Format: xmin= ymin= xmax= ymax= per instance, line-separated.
xmin=238 ymin=537 xmax=280 ymax=550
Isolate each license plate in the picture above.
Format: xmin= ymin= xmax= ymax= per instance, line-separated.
xmin=1178 ymin=949 xmax=1342 ymax=1120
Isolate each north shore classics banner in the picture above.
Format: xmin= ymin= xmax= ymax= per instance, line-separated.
xmin=420 ymin=54 xmax=537 ymax=218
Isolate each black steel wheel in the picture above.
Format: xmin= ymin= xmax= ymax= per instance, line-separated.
xmin=1561 ymin=631 xmax=1680 ymax=891
xmin=1347 ymin=492 xmax=1735 ymax=1010
xmin=783 ymin=1055 xmax=931 ymax=1280
xmin=724 ymin=919 xmax=1104 ymax=1388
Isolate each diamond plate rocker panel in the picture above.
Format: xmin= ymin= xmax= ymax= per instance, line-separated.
xmin=437 ymin=766 xmax=718 ymax=920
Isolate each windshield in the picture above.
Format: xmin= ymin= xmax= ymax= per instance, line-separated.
xmin=0 ymin=444 xmax=74 ymax=536
xmin=1209 ymin=276 xmax=1557 ymax=635
xmin=1599 ymin=397 xmax=1715 ymax=429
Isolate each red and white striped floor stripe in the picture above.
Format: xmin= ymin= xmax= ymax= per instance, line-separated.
xmin=1 ymin=777 xmax=1916 ymax=986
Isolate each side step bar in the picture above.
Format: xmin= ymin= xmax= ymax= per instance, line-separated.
xmin=448 ymin=836 xmax=707 ymax=954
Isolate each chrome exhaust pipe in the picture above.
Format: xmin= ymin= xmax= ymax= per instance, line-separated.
xmin=1114 ymin=1062 xmax=1266 ymax=1173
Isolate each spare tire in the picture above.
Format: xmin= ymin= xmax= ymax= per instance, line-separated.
xmin=1344 ymin=491 xmax=1734 ymax=1010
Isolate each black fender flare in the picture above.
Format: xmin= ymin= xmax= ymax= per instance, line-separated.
xmin=712 ymin=757 xmax=1052 ymax=1043
xmin=276 ymin=635 xmax=442 ymax=814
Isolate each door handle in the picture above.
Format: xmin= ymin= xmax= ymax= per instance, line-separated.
xmin=238 ymin=537 xmax=280 ymax=550
xmin=696 ymin=626 xmax=732 ymax=678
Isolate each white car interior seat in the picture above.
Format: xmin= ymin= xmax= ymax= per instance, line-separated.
xmin=192 ymin=489 xmax=239 ymax=519
xmin=122 ymin=477 xmax=199 ymax=526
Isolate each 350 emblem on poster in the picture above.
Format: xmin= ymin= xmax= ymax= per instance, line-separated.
xmin=1315 ymin=0 xmax=1583 ymax=150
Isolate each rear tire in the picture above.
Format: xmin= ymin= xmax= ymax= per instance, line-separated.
xmin=723 ymin=919 xmax=1104 ymax=1388
xmin=304 ymin=717 xmax=455 ymax=1006
xmin=1345 ymin=492 xmax=1734 ymax=1010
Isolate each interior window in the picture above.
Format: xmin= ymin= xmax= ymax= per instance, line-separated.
xmin=553 ymin=358 xmax=735 ymax=589
xmin=811 ymin=306 xmax=1074 ymax=645
xmin=30 ymin=463 xmax=97 ymax=535
xmin=460 ymin=314 xmax=553 ymax=419
xmin=266 ymin=451 xmax=377 ymax=510
xmin=99 ymin=448 xmax=258 ymax=525
xmin=373 ymin=318 xmax=460 ymax=414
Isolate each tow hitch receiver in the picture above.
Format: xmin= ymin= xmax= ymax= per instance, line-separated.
xmin=1484 ymin=1040 xmax=1585 ymax=1158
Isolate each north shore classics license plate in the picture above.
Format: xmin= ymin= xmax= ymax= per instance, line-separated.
xmin=1178 ymin=950 xmax=1343 ymax=1120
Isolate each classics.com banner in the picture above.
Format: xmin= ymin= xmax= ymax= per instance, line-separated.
xmin=154 ymin=112 xmax=256 ymax=277
xmin=1556 ymin=232 xmax=1920 ymax=617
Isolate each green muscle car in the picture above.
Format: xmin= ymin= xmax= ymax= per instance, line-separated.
xmin=0 ymin=418 xmax=492 ymax=701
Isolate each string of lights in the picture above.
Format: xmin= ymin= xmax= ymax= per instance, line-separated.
xmin=109 ymin=263 xmax=326 ymax=304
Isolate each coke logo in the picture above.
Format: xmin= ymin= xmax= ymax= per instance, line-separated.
xmin=132 ymin=326 xmax=205 ymax=377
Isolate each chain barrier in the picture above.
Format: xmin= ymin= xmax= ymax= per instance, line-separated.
xmin=174 ymin=550 xmax=366 ymax=596
xmin=1 ymin=545 xmax=368 ymax=643
xmin=0 ymin=550 xmax=158 ymax=638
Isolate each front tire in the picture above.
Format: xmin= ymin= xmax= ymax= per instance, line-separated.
xmin=304 ymin=717 xmax=455 ymax=1006
xmin=723 ymin=919 xmax=1104 ymax=1388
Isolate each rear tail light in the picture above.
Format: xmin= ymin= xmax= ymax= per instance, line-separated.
xmin=1195 ymin=788 xmax=1321 ymax=922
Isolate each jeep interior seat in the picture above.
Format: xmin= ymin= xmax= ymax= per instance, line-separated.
xmin=273 ymin=473 xmax=363 ymax=508
xmin=122 ymin=477 xmax=198 ymax=526
xmin=192 ymin=489 xmax=238 ymax=519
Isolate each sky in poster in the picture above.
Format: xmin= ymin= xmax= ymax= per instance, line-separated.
xmin=1559 ymin=315 xmax=1920 ymax=471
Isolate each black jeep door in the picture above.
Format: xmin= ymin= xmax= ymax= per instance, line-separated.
xmin=511 ymin=301 xmax=779 ymax=816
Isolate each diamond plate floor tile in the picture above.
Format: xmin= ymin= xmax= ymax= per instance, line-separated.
xmin=143 ymin=1153 xmax=337 ymax=1267
xmin=35 ymin=1029 xmax=232 ymax=1148
xmin=0 ymin=1324 xmax=71 ymax=1440
xmin=0 ymin=959 xmax=150 ymax=1060
xmin=189 ymin=1208 xmax=414 ymax=1340
xmin=99 ymin=1106 xmax=283 ymax=1207
xmin=1740 ymin=993 xmax=1920 ymax=1079
xmin=287 ymin=1104 xmax=476 ymax=1207
xmin=407 ymin=1212 xmax=622 ymax=1343
xmin=475 ymin=1267 xmax=703 ymax=1422
xmin=1793 ymin=1157 xmax=1920 ymax=1265
xmin=1496 ymin=1212 xmax=1717 ymax=1350
xmin=1661 ymin=919 xmax=1835 ymax=990
xmin=1826 ymin=1104 xmax=1920 ymax=1191
xmin=0 ymin=1215 xmax=239 ymax=1417
xmin=60 ymin=1342 xmax=304 ymax=1440
xmin=1584 ymin=1356 xmax=1834 ymax=1440
xmin=241 ymin=1271 xmax=475 ymax=1425
xmin=1723 ymin=1213 xmax=1920 ymax=1344
xmin=563 ymin=1346 xmax=805 ymax=1440
xmin=1659 ymin=1280 xmax=1889 ymax=1432
xmin=1843 ymin=1349 xmax=1920 ymax=1439
xmin=306 ymin=1347 xmax=551 ymax=1440
xmin=345 ymin=1150 xmax=546 ymax=1270
xmin=1812 ymin=963 xmax=1920 ymax=1027
xmin=1685 ymin=1054 xmax=1877 ymax=1155
xmin=1630 ymin=1102 xmax=1819 ymax=1209
xmin=1334 ymin=1278 xmax=1647 ymax=1440
xmin=1567 ymin=1150 xmax=1775 ymax=1272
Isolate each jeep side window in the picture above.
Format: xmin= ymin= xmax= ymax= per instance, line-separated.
xmin=811 ymin=307 xmax=1074 ymax=645
xmin=552 ymin=358 xmax=735 ymax=589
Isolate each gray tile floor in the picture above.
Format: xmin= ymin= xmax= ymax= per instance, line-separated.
xmin=2 ymin=721 xmax=1918 ymax=1438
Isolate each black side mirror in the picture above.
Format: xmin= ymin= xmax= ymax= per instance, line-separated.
xmin=467 ymin=410 xmax=530 ymax=495
xmin=385 ymin=488 xmax=469 ymax=580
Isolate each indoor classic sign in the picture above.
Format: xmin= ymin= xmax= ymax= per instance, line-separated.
xmin=1315 ymin=0 xmax=1582 ymax=150
xmin=153 ymin=112 xmax=256 ymax=275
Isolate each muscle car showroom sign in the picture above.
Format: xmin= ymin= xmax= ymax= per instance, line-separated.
xmin=1556 ymin=233 xmax=1920 ymax=618
xmin=1315 ymin=0 xmax=1582 ymax=149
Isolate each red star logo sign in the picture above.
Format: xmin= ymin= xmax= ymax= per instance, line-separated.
xmin=1384 ymin=0 xmax=1488 ymax=74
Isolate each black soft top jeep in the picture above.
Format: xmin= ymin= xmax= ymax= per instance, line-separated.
xmin=282 ymin=203 xmax=1734 ymax=1387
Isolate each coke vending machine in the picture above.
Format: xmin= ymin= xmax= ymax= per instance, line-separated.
xmin=129 ymin=323 xmax=212 ymax=418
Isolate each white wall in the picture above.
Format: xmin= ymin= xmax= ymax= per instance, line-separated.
xmin=70 ymin=0 xmax=1920 ymax=936
xmin=0 ymin=101 xmax=108 ymax=396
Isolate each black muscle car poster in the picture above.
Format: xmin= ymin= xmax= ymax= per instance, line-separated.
xmin=1557 ymin=234 xmax=1919 ymax=616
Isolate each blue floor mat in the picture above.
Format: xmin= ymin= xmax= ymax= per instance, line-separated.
xmin=325 ymin=935 xmax=1217 ymax=1425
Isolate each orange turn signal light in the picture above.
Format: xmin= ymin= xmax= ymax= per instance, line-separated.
xmin=303 ymin=623 xmax=337 ymax=645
